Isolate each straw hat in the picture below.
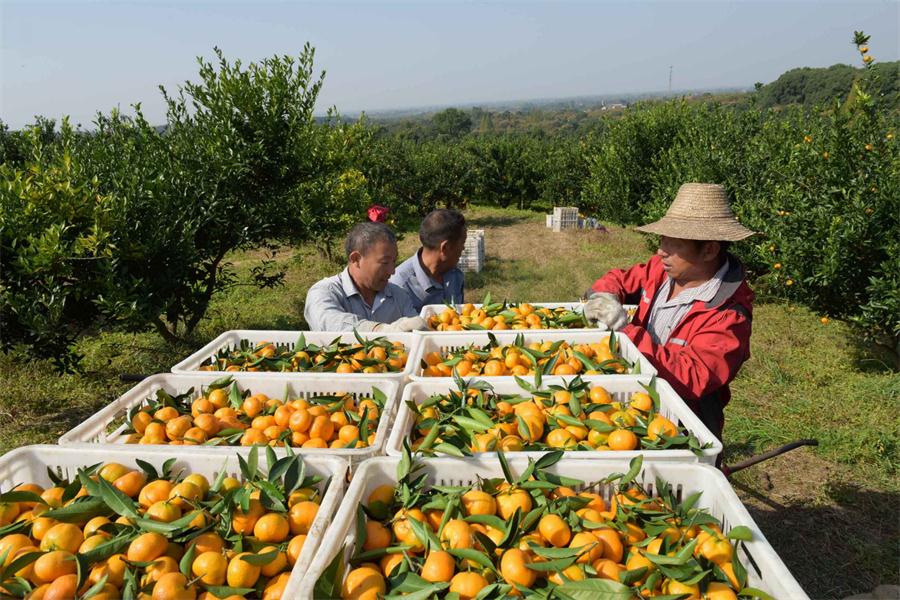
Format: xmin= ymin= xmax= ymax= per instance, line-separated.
xmin=635 ymin=183 xmax=755 ymax=241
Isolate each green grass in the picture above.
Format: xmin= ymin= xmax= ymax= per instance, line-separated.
xmin=0 ymin=206 xmax=896 ymax=597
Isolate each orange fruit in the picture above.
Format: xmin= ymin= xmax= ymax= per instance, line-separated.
xmin=569 ymin=531 xmax=603 ymax=564
xmin=187 ymin=532 xmax=225 ymax=556
xmin=127 ymin=532 xmax=169 ymax=562
xmin=143 ymin=556 xmax=179 ymax=585
xmin=449 ymin=571 xmax=489 ymax=600
xmin=226 ymin=552 xmax=261 ymax=588
xmin=341 ymin=566 xmax=385 ymax=600
xmin=647 ymin=415 xmax=678 ymax=441
xmin=548 ymin=564 xmax=586 ymax=585
xmin=191 ymin=551 xmax=227 ymax=586
xmin=538 ymin=514 xmax=572 ymax=548
xmin=461 ymin=490 xmax=496 ymax=516
xmin=363 ymin=520 xmax=391 ymax=552
xmin=39 ymin=523 xmax=83 ymax=553
xmin=232 ymin=498 xmax=265 ymax=534
xmin=380 ymin=552 xmax=404 ymax=577
xmin=139 ymin=479 xmax=174 ymax=508
xmin=286 ymin=534 xmax=306 ymax=566
xmin=168 ymin=481 xmax=202 ymax=507
xmin=258 ymin=545 xmax=288 ymax=577
xmin=146 ymin=500 xmax=182 ymax=523
xmin=151 ymin=572 xmax=196 ymax=600
xmin=592 ymin=557 xmax=624 ymax=580
xmin=421 ymin=550 xmax=455 ymax=583
xmin=288 ymin=501 xmax=318 ymax=535
xmin=500 ymin=548 xmax=536 ymax=591
xmin=42 ymin=573 xmax=78 ymax=600
xmin=33 ymin=550 xmax=77 ymax=583
xmin=113 ymin=470 xmax=147 ymax=497
xmin=496 ymin=487 xmax=533 ymax=520
xmin=254 ymin=513 xmax=290 ymax=543
xmin=607 ymin=429 xmax=639 ymax=451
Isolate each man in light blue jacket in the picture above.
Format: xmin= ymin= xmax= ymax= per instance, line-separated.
xmin=390 ymin=209 xmax=466 ymax=313
xmin=304 ymin=222 xmax=425 ymax=332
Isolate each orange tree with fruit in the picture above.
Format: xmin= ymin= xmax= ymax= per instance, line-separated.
xmin=0 ymin=448 xmax=324 ymax=599
xmin=316 ymin=452 xmax=762 ymax=599
xmin=122 ymin=377 xmax=386 ymax=450
xmin=404 ymin=374 xmax=706 ymax=457
xmin=197 ymin=334 xmax=409 ymax=374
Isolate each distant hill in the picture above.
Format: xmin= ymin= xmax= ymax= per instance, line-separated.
xmin=756 ymin=61 xmax=899 ymax=109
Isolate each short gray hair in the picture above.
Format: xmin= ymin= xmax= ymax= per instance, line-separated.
xmin=345 ymin=222 xmax=397 ymax=258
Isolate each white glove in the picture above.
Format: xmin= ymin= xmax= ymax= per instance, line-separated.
xmin=583 ymin=292 xmax=628 ymax=330
xmin=374 ymin=316 xmax=428 ymax=332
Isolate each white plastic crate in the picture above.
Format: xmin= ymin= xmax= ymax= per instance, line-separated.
xmin=0 ymin=445 xmax=348 ymax=598
xmin=385 ymin=376 xmax=722 ymax=464
xmin=299 ymin=456 xmax=807 ymax=600
xmin=58 ymin=374 xmax=401 ymax=464
xmin=552 ymin=206 xmax=579 ymax=232
xmin=420 ymin=301 xmax=639 ymax=335
xmin=409 ymin=330 xmax=657 ymax=381
xmin=170 ymin=330 xmax=420 ymax=381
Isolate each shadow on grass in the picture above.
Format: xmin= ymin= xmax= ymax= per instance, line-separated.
xmin=730 ymin=478 xmax=900 ymax=598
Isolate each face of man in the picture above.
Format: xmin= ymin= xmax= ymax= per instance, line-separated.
xmin=657 ymin=236 xmax=720 ymax=283
xmin=349 ymin=239 xmax=398 ymax=292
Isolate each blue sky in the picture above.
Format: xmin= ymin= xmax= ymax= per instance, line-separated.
xmin=1 ymin=1 xmax=897 ymax=128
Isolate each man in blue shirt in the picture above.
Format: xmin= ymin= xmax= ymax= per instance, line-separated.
xmin=304 ymin=222 xmax=426 ymax=332
xmin=390 ymin=209 xmax=467 ymax=313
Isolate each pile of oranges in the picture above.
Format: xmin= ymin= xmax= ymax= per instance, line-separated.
xmin=407 ymin=378 xmax=697 ymax=455
xmin=0 ymin=453 xmax=322 ymax=600
xmin=426 ymin=302 xmax=589 ymax=331
xmin=329 ymin=453 xmax=749 ymax=599
xmin=123 ymin=379 xmax=386 ymax=449
xmin=198 ymin=338 xmax=409 ymax=374
xmin=420 ymin=335 xmax=632 ymax=378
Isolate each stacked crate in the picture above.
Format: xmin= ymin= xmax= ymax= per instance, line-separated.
xmin=458 ymin=228 xmax=485 ymax=272
xmin=551 ymin=206 xmax=579 ymax=231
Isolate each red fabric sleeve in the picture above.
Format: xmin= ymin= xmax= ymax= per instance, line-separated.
xmin=590 ymin=259 xmax=656 ymax=302
xmin=622 ymin=309 xmax=751 ymax=404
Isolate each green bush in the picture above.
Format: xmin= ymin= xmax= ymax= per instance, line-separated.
xmin=0 ymin=123 xmax=119 ymax=367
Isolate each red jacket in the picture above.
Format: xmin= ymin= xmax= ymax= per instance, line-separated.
xmin=590 ymin=254 xmax=754 ymax=416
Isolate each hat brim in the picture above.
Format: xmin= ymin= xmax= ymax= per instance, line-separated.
xmin=635 ymin=216 xmax=755 ymax=242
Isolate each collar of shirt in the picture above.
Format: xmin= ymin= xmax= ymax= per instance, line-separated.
xmin=340 ymin=268 xmax=393 ymax=306
xmin=412 ymin=249 xmax=444 ymax=293
xmin=656 ymin=259 xmax=730 ymax=307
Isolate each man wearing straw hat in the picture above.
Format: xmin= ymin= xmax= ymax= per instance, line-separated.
xmin=583 ymin=183 xmax=755 ymax=442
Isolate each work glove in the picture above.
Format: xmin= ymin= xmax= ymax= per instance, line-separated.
xmin=583 ymin=292 xmax=628 ymax=330
xmin=374 ymin=316 xmax=428 ymax=332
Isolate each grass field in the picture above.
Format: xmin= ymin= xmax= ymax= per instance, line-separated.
xmin=1 ymin=206 xmax=897 ymax=598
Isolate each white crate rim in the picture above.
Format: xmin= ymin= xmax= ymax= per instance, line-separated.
xmin=0 ymin=444 xmax=348 ymax=598
xmin=170 ymin=330 xmax=421 ymax=380
xmin=408 ymin=330 xmax=657 ymax=380
xmin=298 ymin=456 xmax=807 ymax=599
xmin=58 ymin=373 xmax=401 ymax=463
xmin=385 ymin=376 xmax=722 ymax=464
